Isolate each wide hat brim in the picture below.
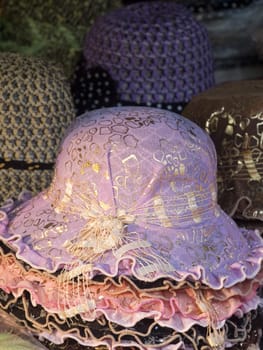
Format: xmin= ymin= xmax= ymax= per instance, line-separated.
xmin=1 ymin=191 xmax=262 ymax=290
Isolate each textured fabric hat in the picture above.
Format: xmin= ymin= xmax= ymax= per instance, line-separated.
xmin=2 ymin=107 xmax=262 ymax=284
xmin=0 ymin=232 xmax=260 ymax=328
xmin=0 ymin=53 xmax=75 ymax=204
xmin=0 ymin=107 xmax=262 ymax=349
xmin=182 ymin=80 xmax=263 ymax=221
xmin=71 ymin=1 xmax=214 ymax=116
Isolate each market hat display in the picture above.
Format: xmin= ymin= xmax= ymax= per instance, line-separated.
xmin=71 ymin=1 xmax=215 ymax=116
xmin=182 ymin=80 xmax=263 ymax=221
xmin=0 ymin=107 xmax=262 ymax=349
xmin=0 ymin=52 xmax=75 ymax=204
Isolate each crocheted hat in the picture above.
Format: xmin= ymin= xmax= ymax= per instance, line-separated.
xmin=71 ymin=1 xmax=214 ymax=115
xmin=0 ymin=53 xmax=75 ymax=204
xmin=182 ymin=80 xmax=263 ymax=221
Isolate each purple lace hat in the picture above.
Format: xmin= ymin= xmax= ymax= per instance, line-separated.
xmin=0 ymin=107 xmax=262 ymax=350
xmin=71 ymin=1 xmax=215 ymax=115
xmin=2 ymin=107 xmax=262 ymax=288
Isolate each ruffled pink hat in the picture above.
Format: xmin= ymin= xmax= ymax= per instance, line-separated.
xmin=2 ymin=107 xmax=262 ymax=291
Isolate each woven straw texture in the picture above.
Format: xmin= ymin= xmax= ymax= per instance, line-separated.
xmin=0 ymin=53 xmax=75 ymax=203
xmin=0 ymin=170 xmax=52 ymax=205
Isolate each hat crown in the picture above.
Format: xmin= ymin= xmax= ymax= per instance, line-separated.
xmin=0 ymin=52 xmax=75 ymax=163
xmin=47 ymin=107 xmax=218 ymax=226
xmin=83 ymin=1 xmax=214 ymax=107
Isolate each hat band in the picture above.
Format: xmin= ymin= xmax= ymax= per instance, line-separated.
xmin=0 ymin=158 xmax=54 ymax=170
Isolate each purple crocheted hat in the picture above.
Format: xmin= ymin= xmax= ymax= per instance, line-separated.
xmin=2 ymin=107 xmax=262 ymax=291
xmin=72 ymin=1 xmax=214 ymax=115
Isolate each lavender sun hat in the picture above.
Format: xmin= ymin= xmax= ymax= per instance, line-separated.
xmin=0 ymin=107 xmax=262 ymax=349
xmin=2 ymin=107 xmax=262 ymax=285
xmin=71 ymin=1 xmax=215 ymax=116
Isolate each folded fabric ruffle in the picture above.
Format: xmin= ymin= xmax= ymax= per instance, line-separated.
xmin=0 ymin=241 xmax=262 ymax=332
xmin=0 ymin=287 xmax=260 ymax=350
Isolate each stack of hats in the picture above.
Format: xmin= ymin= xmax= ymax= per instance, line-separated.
xmin=182 ymin=80 xmax=263 ymax=232
xmin=0 ymin=52 xmax=75 ymax=205
xmin=71 ymin=1 xmax=215 ymax=116
xmin=0 ymin=107 xmax=262 ymax=349
xmin=0 ymin=0 xmax=121 ymax=76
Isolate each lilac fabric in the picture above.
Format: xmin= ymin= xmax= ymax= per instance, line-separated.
xmin=0 ymin=107 xmax=262 ymax=290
